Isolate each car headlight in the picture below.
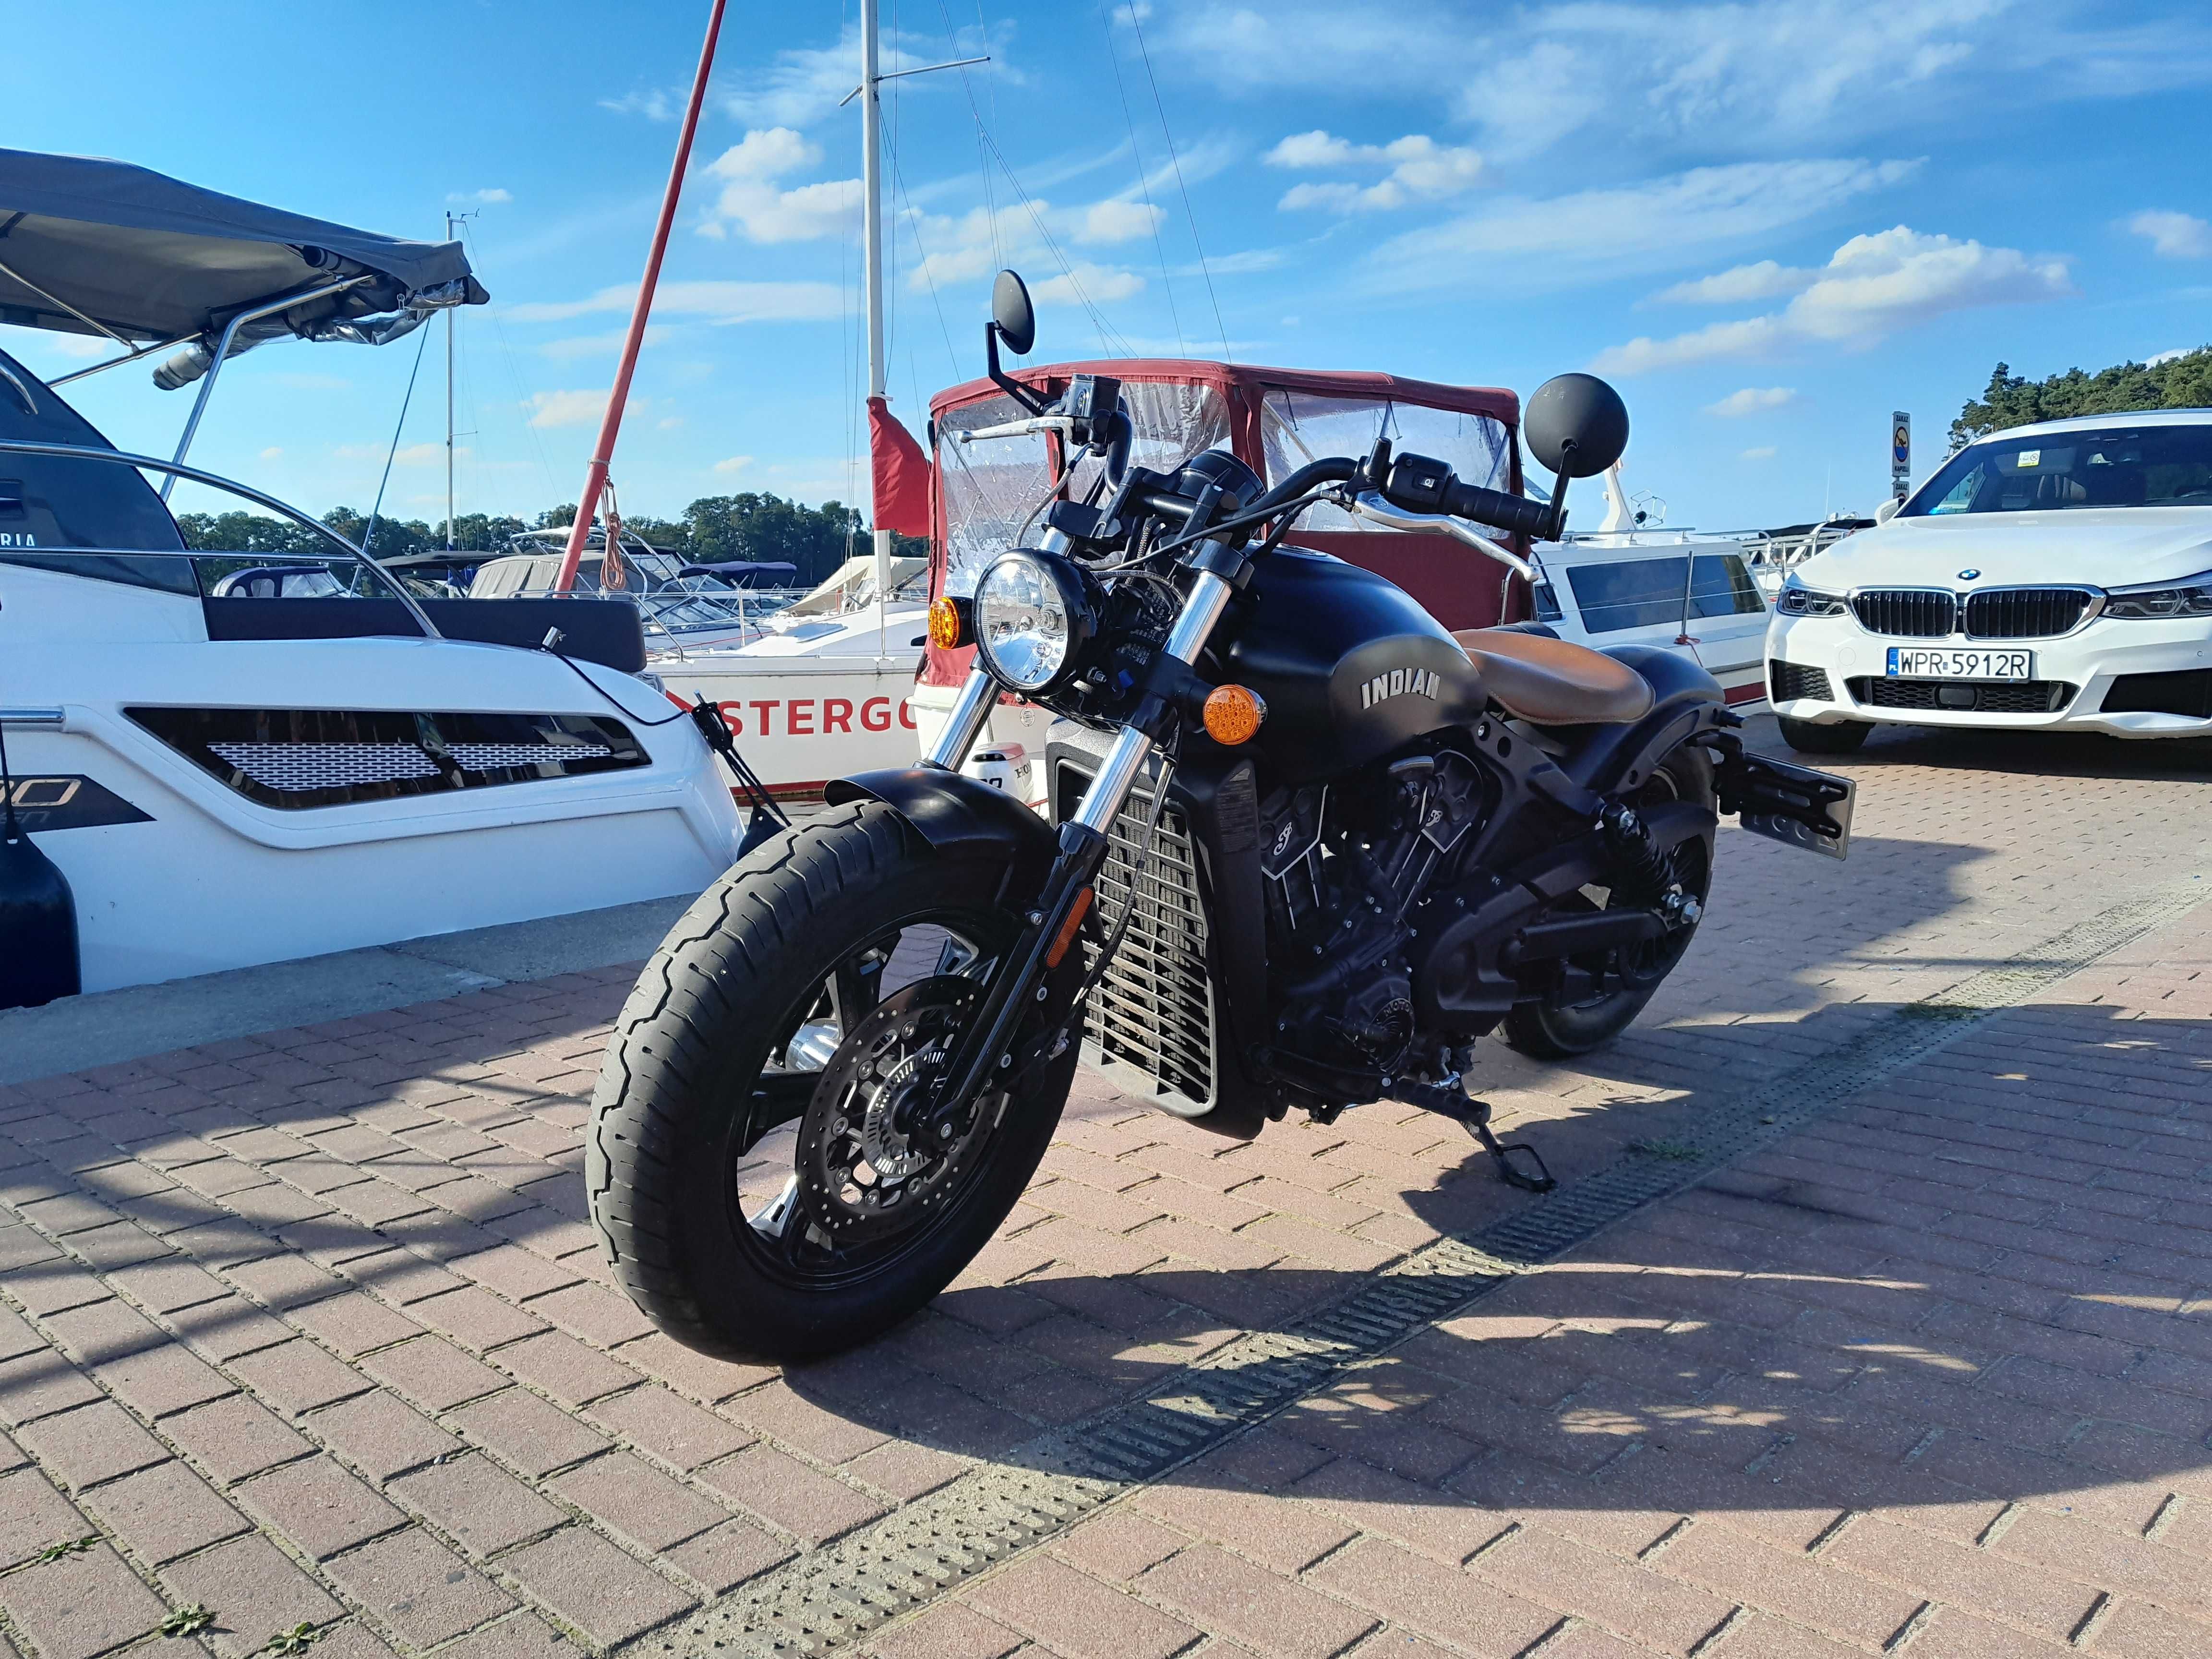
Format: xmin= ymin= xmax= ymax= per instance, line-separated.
xmin=2101 ymin=569 xmax=2212 ymax=620
xmin=1776 ymin=582 xmax=1850 ymax=617
xmin=973 ymin=550 xmax=1094 ymax=693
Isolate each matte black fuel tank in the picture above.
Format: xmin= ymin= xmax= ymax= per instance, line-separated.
xmin=1216 ymin=545 xmax=1485 ymax=783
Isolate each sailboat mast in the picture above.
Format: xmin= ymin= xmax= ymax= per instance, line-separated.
xmin=445 ymin=210 xmax=457 ymax=553
xmin=860 ymin=0 xmax=890 ymax=653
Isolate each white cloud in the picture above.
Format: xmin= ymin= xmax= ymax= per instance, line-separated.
xmin=1741 ymin=446 xmax=1778 ymax=460
xmin=393 ymin=443 xmax=444 ymax=466
xmin=698 ymin=129 xmax=861 ymax=244
xmin=713 ymin=455 xmax=754 ymax=475
xmin=446 ymin=188 xmax=511 ymax=205
xmin=1077 ymin=198 xmax=1164 ymax=245
xmin=1157 ymin=0 xmax=2212 ymax=160
xmin=1033 ymin=264 xmax=1146 ymax=306
xmin=259 ymin=446 xmax=283 ymax=460
xmin=34 ymin=333 xmax=110 ymax=359
xmin=505 ymin=281 xmax=841 ymax=325
xmin=1654 ymin=260 xmax=1813 ymax=305
xmin=1267 ymin=131 xmax=1481 ymax=214
xmin=2145 ymin=346 xmax=2206 ymax=366
xmin=1707 ymin=386 xmax=1800 ymax=417
xmin=1368 ymin=159 xmax=1919 ymax=294
xmin=719 ymin=22 xmax=1005 ymax=129
xmin=1596 ymin=226 xmax=2074 ymax=374
xmin=2126 ymin=209 xmax=2212 ymax=259
xmin=600 ymin=87 xmax=682 ymax=121
xmin=539 ymin=325 xmax=670 ymax=361
xmin=657 ymin=416 xmax=685 ymax=430
xmin=524 ymin=389 xmax=611 ymax=429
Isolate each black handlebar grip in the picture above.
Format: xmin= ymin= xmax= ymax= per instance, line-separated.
xmin=1443 ymin=480 xmax=1552 ymax=540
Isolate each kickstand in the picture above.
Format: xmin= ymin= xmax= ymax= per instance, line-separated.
xmin=1464 ymin=1102 xmax=1557 ymax=1193
xmin=1387 ymin=1074 xmax=1558 ymax=1194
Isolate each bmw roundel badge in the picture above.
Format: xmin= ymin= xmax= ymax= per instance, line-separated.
xmin=1957 ymin=568 xmax=1981 ymax=580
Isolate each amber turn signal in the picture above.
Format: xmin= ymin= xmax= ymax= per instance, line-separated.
xmin=1202 ymin=684 xmax=1267 ymax=745
xmin=1045 ymin=886 xmax=1094 ymax=968
xmin=927 ymin=595 xmax=968 ymax=650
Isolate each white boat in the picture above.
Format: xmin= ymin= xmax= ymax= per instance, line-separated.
xmin=0 ymin=150 xmax=741 ymax=1003
xmin=1524 ymin=466 xmax=1775 ymax=710
xmin=647 ymin=555 xmax=938 ymax=798
xmin=468 ymin=526 xmax=798 ymax=653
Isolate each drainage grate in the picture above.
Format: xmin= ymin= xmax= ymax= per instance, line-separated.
xmin=654 ymin=884 xmax=2204 ymax=1659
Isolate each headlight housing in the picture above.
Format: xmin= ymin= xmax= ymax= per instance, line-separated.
xmin=2101 ymin=569 xmax=2212 ymax=620
xmin=973 ymin=550 xmax=1095 ymax=693
xmin=1776 ymin=581 xmax=1850 ymax=617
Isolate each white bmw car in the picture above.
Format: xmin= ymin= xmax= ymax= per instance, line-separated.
xmin=1766 ymin=409 xmax=2212 ymax=752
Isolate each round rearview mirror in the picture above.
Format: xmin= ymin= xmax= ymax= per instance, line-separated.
xmin=992 ymin=269 xmax=1036 ymax=356
xmin=1525 ymin=373 xmax=1629 ymax=479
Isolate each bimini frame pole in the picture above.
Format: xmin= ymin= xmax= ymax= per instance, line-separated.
xmin=553 ymin=0 xmax=730 ymax=592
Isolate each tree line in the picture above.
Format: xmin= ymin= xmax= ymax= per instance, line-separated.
xmin=174 ymin=493 xmax=926 ymax=588
xmin=1951 ymin=347 xmax=2212 ymax=446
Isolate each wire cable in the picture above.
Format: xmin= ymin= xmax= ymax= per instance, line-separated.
xmin=362 ymin=321 xmax=434 ymax=556
xmin=1125 ymin=4 xmax=1229 ymax=360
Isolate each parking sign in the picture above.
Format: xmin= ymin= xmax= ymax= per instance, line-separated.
xmin=1891 ymin=411 xmax=1911 ymax=501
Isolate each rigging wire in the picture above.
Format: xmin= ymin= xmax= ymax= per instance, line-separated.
xmin=457 ymin=218 xmax=561 ymax=510
xmin=1096 ymin=0 xmax=1185 ymax=357
xmin=971 ymin=123 xmax=1136 ymax=356
xmin=1124 ymin=2 xmax=1229 ymax=360
xmin=362 ymin=320 xmax=434 ymax=556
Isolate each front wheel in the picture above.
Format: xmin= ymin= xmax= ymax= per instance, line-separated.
xmin=1501 ymin=745 xmax=1715 ymax=1059
xmin=587 ymin=801 xmax=1079 ymax=1362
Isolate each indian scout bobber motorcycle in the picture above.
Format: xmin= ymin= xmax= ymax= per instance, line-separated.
xmin=588 ymin=272 xmax=1854 ymax=1361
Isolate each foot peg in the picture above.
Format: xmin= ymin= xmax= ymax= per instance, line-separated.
xmin=1386 ymin=1074 xmax=1557 ymax=1194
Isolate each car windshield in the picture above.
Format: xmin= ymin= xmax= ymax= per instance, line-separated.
xmin=1903 ymin=423 xmax=2212 ymax=516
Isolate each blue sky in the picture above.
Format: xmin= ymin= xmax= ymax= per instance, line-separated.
xmin=9 ymin=0 xmax=2212 ymax=532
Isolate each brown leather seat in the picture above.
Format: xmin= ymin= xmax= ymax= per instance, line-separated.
xmin=1451 ymin=628 xmax=1655 ymax=725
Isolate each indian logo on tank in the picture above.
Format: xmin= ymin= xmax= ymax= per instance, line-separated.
xmin=1359 ymin=666 xmax=1444 ymax=710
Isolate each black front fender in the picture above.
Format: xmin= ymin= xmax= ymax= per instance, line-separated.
xmin=825 ymin=766 xmax=1058 ymax=895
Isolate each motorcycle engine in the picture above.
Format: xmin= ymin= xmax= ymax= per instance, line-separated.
xmin=1259 ymin=748 xmax=1486 ymax=1085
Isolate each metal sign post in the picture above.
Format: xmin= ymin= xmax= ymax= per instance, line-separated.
xmin=1891 ymin=412 xmax=1911 ymax=502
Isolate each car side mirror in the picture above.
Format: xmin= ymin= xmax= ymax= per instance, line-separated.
xmin=1525 ymin=373 xmax=1629 ymax=480
xmin=984 ymin=269 xmax=1047 ymax=414
xmin=1875 ymin=497 xmax=1901 ymax=525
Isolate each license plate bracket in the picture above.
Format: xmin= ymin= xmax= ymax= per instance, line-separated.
xmin=1718 ymin=750 xmax=1854 ymax=861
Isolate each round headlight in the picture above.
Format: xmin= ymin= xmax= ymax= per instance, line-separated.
xmin=974 ymin=551 xmax=1091 ymax=692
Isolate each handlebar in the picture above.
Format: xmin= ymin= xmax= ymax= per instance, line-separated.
xmin=1381 ymin=451 xmax=1554 ymax=540
xmin=1348 ymin=493 xmax=1539 ymax=580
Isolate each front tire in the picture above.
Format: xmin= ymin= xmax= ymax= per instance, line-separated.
xmin=587 ymin=802 xmax=1079 ymax=1362
xmin=1502 ymin=746 xmax=1715 ymax=1059
xmin=1777 ymin=714 xmax=1871 ymax=754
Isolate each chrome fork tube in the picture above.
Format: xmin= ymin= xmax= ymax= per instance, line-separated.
xmin=1073 ymin=558 xmax=1235 ymax=834
xmin=925 ymin=668 xmax=998 ymax=770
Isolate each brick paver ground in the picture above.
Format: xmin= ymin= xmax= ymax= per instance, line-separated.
xmin=0 ymin=722 xmax=2207 ymax=1659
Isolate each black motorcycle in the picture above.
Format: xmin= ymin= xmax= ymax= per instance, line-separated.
xmin=588 ymin=272 xmax=1854 ymax=1361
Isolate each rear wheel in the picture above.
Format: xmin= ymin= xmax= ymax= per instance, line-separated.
xmin=1501 ymin=746 xmax=1714 ymax=1059
xmin=587 ymin=802 xmax=1078 ymax=1362
xmin=1777 ymin=715 xmax=1871 ymax=754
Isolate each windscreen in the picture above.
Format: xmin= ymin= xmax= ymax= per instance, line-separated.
xmin=1260 ymin=390 xmax=1512 ymax=532
xmin=1905 ymin=424 xmax=2212 ymax=515
xmin=0 ymin=346 xmax=185 ymax=551
xmin=935 ymin=380 xmax=1230 ymax=597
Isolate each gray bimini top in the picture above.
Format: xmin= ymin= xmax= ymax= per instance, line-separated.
xmin=0 ymin=147 xmax=488 ymax=386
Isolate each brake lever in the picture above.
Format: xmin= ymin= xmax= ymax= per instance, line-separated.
xmin=959 ymin=414 xmax=1082 ymax=444
xmin=1346 ymin=491 xmax=1539 ymax=581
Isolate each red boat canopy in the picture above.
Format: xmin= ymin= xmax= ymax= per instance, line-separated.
xmin=921 ymin=358 xmax=1529 ymax=686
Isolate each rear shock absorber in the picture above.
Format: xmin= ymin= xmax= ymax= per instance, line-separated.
xmin=1599 ymin=802 xmax=1686 ymax=913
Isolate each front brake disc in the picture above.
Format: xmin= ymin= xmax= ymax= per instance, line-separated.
xmin=793 ymin=976 xmax=1003 ymax=1246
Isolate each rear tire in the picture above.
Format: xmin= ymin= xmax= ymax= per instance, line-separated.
xmin=1502 ymin=745 xmax=1714 ymax=1060
xmin=1777 ymin=715 xmax=1871 ymax=754
xmin=586 ymin=801 xmax=1078 ymax=1363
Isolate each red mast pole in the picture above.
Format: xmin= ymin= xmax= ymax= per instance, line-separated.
xmin=553 ymin=0 xmax=729 ymax=592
